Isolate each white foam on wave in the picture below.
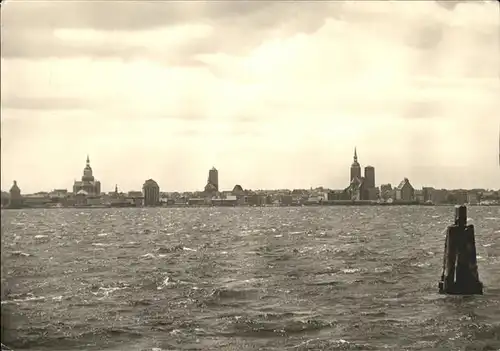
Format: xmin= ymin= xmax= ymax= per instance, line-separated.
xmin=92 ymin=286 xmax=128 ymax=297
xmin=157 ymin=276 xmax=174 ymax=290
xmin=1 ymin=294 xmax=45 ymax=305
xmin=342 ymin=268 xmax=360 ymax=274
xmin=375 ymin=266 xmax=393 ymax=273
xmin=411 ymin=262 xmax=431 ymax=268
xmin=11 ymin=251 xmax=31 ymax=257
xmin=223 ymin=277 xmax=262 ymax=289
xmin=141 ymin=253 xmax=156 ymax=259
xmin=34 ymin=235 xmax=48 ymax=239
xmin=92 ymin=243 xmax=112 ymax=247
xmin=183 ymin=247 xmax=197 ymax=252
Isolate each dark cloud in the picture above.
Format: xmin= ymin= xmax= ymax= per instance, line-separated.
xmin=1 ymin=1 xmax=340 ymax=60
xmin=435 ymin=0 xmax=488 ymax=11
xmin=1 ymin=0 xmax=496 ymax=73
xmin=1 ymin=96 xmax=92 ymax=111
xmin=2 ymin=1 xmax=331 ymax=31
xmin=2 ymin=28 xmax=144 ymax=59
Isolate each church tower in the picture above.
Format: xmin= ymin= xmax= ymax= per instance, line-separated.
xmin=350 ymin=147 xmax=362 ymax=182
xmin=82 ymin=155 xmax=94 ymax=182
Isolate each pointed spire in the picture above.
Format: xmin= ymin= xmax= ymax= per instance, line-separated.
xmin=354 ymin=147 xmax=358 ymax=162
xmin=86 ymin=154 xmax=90 ymax=166
xmin=115 ymin=184 xmax=118 ymax=193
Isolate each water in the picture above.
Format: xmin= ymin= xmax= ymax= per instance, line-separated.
xmin=1 ymin=206 xmax=499 ymax=351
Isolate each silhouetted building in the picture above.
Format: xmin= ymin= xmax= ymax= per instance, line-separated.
xmin=75 ymin=190 xmax=88 ymax=206
xmin=346 ymin=147 xmax=377 ymax=200
xmin=346 ymin=176 xmax=363 ymax=200
xmin=364 ymin=166 xmax=375 ymax=189
xmin=1 ymin=191 xmax=9 ymax=208
xmin=204 ymin=183 xmax=217 ymax=196
xmin=73 ymin=155 xmax=101 ymax=196
xmin=207 ymin=167 xmax=219 ymax=191
xmin=431 ymin=189 xmax=448 ymax=204
xmin=9 ymin=180 xmax=23 ymax=208
xmin=395 ymin=178 xmax=415 ymax=202
xmin=467 ymin=192 xmax=479 ymax=205
xmin=350 ymin=147 xmax=362 ymax=182
xmin=328 ymin=190 xmax=349 ymax=201
xmin=422 ymin=187 xmax=434 ymax=203
xmin=380 ymin=184 xmax=392 ymax=199
xmin=143 ymin=179 xmax=160 ymax=206
xmin=232 ymin=184 xmax=244 ymax=195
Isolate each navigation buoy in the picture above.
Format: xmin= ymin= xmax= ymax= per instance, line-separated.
xmin=438 ymin=205 xmax=483 ymax=295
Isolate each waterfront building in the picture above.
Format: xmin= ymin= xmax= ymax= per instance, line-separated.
xmin=75 ymin=190 xmax=88 ymax=206
xmin=143 ymin=179 xmax=160 ymax=206
xmin=467 ymin=192 xmax=479 ymax=205
xmin=395 ymin=178 xmax=415 ymax=202
xmin=453 ymin=190 xmax=468 ymax=205
xmin=415 ymin=189 xmax=425 ymax=203
xmin=345 ymin=147 xmax=374 ymax=200
xmin=364 ymin=166 xmax=375 ymax=189
xmin=8 ymin=180 xmax=24 ymax=208
xmin=431 ymin=189 xmax=448 ymax=204
xmin=422 ymin=187 xmax=434 ymax=203
xmin=207 ymin=167 xmax=219 ymax=192
xmin=350 ymin=148 xmax=362 ymax=183
xmin=127 ymin=191 xmax=144 ymax=207
xmin=1 ymin=191 xmax=9 ymax=208
xmin=204 ymin=183 xmax=217 ymax=197
xmin=232 ymin=184 xmax=244 ymax=196
xmin=73 ymin=155 xmax=101 ymax=196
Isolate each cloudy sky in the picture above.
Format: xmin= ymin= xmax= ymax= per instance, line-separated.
xmin=1 ymin=0 xmax=499 ymax=193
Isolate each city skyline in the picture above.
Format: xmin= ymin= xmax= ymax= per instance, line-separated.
xmin=2 ymin=1 xmax=500 ymax=192
xmin=1 ymin=148 xmax=499 ymax=195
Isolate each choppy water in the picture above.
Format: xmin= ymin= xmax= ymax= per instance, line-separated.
xmin=1 ymin=206 xmax=499 ymax=351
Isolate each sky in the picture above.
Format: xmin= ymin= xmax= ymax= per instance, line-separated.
xmin=1 ymin=0 xmax=499 ymax=193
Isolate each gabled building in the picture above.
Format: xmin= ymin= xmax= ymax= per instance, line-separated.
xmin=395 ymin=178 xmax=415 ymax=202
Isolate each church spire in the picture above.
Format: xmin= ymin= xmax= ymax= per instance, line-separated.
xmin=86 ymin=154 xmax=90 ymax=166
xmin=354 ymin=147 xmax=358 ymax=163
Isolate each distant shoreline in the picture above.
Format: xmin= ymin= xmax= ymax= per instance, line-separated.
xmin=1 ymin=203 xmax=498 ymax=210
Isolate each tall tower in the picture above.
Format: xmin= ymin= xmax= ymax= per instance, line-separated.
xmin=350 ymin=147 xmax=362 ymax=182
xmin=143 ymin=179 xmax=160 ymax=206
xmin=82 ymin=155 xmax=94 ymax=182
xmin=364 ymin=166 xmax=375 ymax=188
xmin=9 ymin=180 xmax=23 ymax=209
xmin=208 ymin=167 xmax=219 ymax=191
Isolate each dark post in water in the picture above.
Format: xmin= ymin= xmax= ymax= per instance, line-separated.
xmin=438 ymin=205 xmax=483 ymax=295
